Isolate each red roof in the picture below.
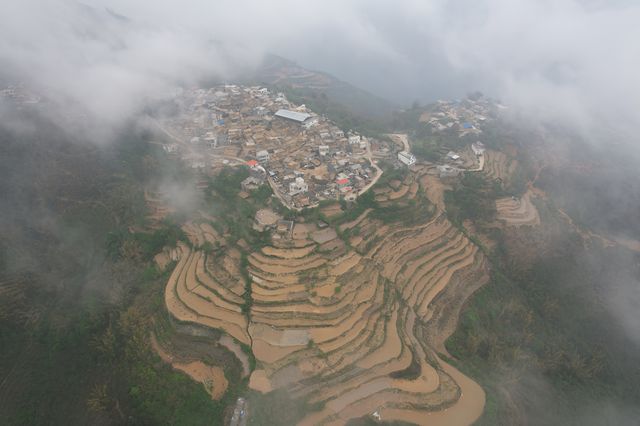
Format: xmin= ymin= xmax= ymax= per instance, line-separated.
xmin=336 ymin=178 xmax=350 ymax=185
xmin=246 ymin=160 xmax=258 ymax=167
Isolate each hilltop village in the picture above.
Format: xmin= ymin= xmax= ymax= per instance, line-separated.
xmin=150 ymin=89 xmax=506 ymax=425
xmin=0 ymin=84 xmax=42 ymax=105
xmin=419 ymin=96 xmax=499 ymax=138
xmin=158 ymin=85 xmax=397 ymax=209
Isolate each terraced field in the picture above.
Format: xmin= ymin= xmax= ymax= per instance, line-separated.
xmin=483 ymin=150 xmax=518 ymax=185
xmin=151 ymin=334 xmax=229 ymax=400
xmin=162 ymin=175 xmax=490 ymax=425
xmin=164 ymin=223 xmax=250 ymax=346
xmin=496 ymin=190 xmax=540 ymax=226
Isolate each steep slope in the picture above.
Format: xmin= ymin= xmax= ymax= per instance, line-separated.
xmin=163 ymin=167 xmax=490 ymax=425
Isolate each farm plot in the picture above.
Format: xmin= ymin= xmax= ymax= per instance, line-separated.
xmin=496 ymin=190 xmax=540 ymax=226
xmin=483 ymin=150 xmax=518 ymax=185
xmin=162 ymin=179 xmax=490 ymax=425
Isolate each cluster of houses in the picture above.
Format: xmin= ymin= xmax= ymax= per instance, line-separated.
xmin=435 ymin=141 xmax=486 ymax=178
xmin=419 ymin=96 xmax=496 ymax=138
xmin=160 ymin=85 xmax=394 ymax=210
xmin=0 ymin=84 xmax=41 ymax=105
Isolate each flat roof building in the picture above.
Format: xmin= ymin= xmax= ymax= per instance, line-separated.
xmin=438 ymin=164 xmax=462 ymax=178
xmin=275 ymin=109 xmax=312 ymax=123
xmin=471 ymin=141 xmax=486 ymax=156
xmin=289 ymin=177 xmax=308 ymax=196
xmin=398 ymin=151 xmax=416 ymax=166
xmin=447 ymin=151 xmax=461 ymax=161
xmin=257 ymin=150 xmax=270 ymax=162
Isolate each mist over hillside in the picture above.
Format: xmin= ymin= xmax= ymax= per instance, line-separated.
xmin=1 ymin=1 xmax=640 ymax=425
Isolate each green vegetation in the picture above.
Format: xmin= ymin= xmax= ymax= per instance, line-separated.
xmin=389 ymin=351 xmax=421 ymax=380
xmin=444 ymin=173 xmax=498 ymax=225
xmin=389 ymin=104 xmax=471 ymax=161
xmin=447 ymin=220 xmax=640 ymax=425
xmin=239 ymin=253 xmax=253 ymax=316
xmin=276 ymin=86 xmax=390 ymax=138
xmin=106 ymin=222 xmax=188 ymax=261
xmin=207 ymin=167 xmax=272 ymax=248
xmin=0 ymin=111 xmax=233 ymax=424
xmin=246 ymin=389 xmax=313 ymax=426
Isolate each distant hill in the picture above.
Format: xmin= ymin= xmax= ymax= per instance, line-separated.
xmin=247 ymin=54 xmax=396 ymax=119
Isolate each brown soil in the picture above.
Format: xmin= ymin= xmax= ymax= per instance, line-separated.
xmin=320 ymin=203 xmax=344 ymax=219
xmin=249 ymin=369 xmax=273 ymax=393
xmin=496 ymin=190 xmax=540 ymax=226
xmin=150 ymin=334 xmax=228 ymax=400
xmin=311 ymin=228 xmax=338 ymax=244
xmin=421 ymin=174 xmax=449 ymax=212
xmin=261 ymin=245 xmax=316 ymax=259
xmin=161 ymin=173 xmax=490 ymax=424
xmin=380 ymin=357 xmax=485 ymax=426
xmin=484 ymin=150 xmax=518 ymax=185
xmin=339 ymin=209 xmax=372 ymax=232
xmin=218 ymin=335 xmax=251 ymax=378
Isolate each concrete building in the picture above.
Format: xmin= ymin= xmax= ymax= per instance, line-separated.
xmin=318 ymin=145 xmax=330 ymax=156
xmin=254 ymin=106 xmax=268 ymax=116
xmin=303 ymin=117 xmax=319 ymax=129
xmin=472 ymin=141 xmax=486 ymax=156
xmin=162 ymin=143 xmax=179 ymax=153
xmin=203 ymin=132 xmax=217 ymax=148
xmin=289 ymin=177 xmax=308 ymax=195
xmin=276 ymin=220 xmax=294 ymax=239
xmin=348 ymin=135 xmax=361 ymax=145
xmin=257 ymin=150 xmax=270 ymax=163
xmin=336 ymin=177 xmax=350 ymax=188
xmin=241 ymin=176 xmax=265 ymax=191
xmin=398 ymin=151 xmax=416 ymax=166
xmin=447 ymin=151 xmax=461 ymax=161
xmin=275 ymin=109 xmax=311 ymax=124
xmin=438 ymin=164 xmax=462 ymax=178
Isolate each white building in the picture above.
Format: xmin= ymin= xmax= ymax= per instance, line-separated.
xmin=257 ymin=150 xmax=270 ymax=163
xmin=447 ymin=151 xmax=461 ymax=161
xmin=303 ymin=117 xmax=319 ymax=129
xmin=348 ymin=135 xmax=361 ymax=145
xmin=203 ymin=132 xmax=217 ymax=148
xmin=438 ymin=164 xmax=462 ymax=178
xmin=471 ymin=141 xmax=486 ymax=156
xmin=318 ymin=145 xmax=330 ymax=156
xmin=289 ymin=177 xmax=308 ymax=195
xmin=254 ymin=106 xmax=268 ymax=116
xmin=162 ymin=144 xmax=179 ymax=153
xmin=398 ymin=151 xmax=416 ymax=166
xmin=275 ymin=109 xmax=311 ymax=124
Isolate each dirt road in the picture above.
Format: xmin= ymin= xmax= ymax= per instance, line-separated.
xmin=387 ymin=133 xmax=410 ymax=152
xmin=381 ymin=356 xmax=485 ymax=425
xmin=467 ymin=153 xmax=485 ymax=172
xmin=358 ymin=137 xmax=384 ymax=195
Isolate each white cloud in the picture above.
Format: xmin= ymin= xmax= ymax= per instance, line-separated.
xmin=2 ymin=0 xmax=639 ymax=137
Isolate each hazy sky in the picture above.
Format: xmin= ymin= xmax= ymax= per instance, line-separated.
xmin=2 ymin=0 xmax=640 ymax=135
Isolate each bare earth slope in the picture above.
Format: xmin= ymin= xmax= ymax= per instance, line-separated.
xmin=163 ymin=172 xmax=489 ymax=425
